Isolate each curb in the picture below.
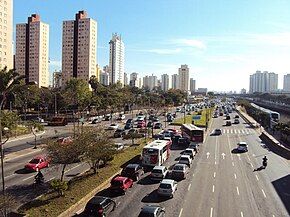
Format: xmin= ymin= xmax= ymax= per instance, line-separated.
xmin=7 ymin=131 xmax=46 ymax=144
xmin=4 ymin=145 xmax=46 ymax=161
xmin=58 ymin=169 xmax=122 ymax=217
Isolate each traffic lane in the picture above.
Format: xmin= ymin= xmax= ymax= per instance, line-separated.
xmin=98 ymin=144 xmax=189 ymax=217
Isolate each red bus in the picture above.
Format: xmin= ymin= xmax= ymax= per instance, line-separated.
xmin=181 ymin=124 xmax=204 ymax=143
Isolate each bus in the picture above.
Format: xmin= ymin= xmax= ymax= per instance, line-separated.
xmin=181 ymin=124 xmax=204 ymax=143
xmin=141 ymin=140 xmax=171 ymax=167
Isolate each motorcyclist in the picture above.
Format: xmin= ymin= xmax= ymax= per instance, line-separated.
xmin=35 ymin=170 xmax=44 ymax=184
xmin=262 ymin=156 xmax=268 ymax=168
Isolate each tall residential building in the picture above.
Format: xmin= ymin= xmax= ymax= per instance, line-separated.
xmin=178 ymin=64 xmax=189 ymax=92
xmin=138 ymin=77 xmax=143 ymax=89
xmin=96 ymin=64 xmax=101 ymax=82
xmin=129 ymin=72 xmax=138 ymax=87
xmin=161 ymin=74 xmax=169 ymax=91
xmin=109 ymin=33 xmax=125 ymax=85
xmin=249 ymin=70 xmax=278 ymax=93
xmin=62 ymin=11 xmax=97 ymax=85
xmin=171 ymin=74 xmax=179 ymax=89
xmin=124 ymin=72 xmax=128 ymax=86
xmin=283 ymin=74 xmax=290 ymax=91
xmin=100 ymin=71 xmax=109 ymax=86
xmin=143 ymin=74 xmax=157 ymax=90
xmin=190 ymin=78 xmax=196 ymax=93
xmin=52 ymin=70 xmax=62 ymax=88
xmin=0 ymin=0 xmax=13 ymax=70
xmin=15 ymin=14 xmax=49 ymax=87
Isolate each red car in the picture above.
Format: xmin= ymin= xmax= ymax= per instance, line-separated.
xmin=137 ymin=121 xmax=146 ymax=128
xmin=110 ymin=176 xmax=133 ymax=194
xmin=25 ymin=156 xmax=49 ymax=172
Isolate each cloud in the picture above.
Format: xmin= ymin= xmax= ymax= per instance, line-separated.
xmin=146 ymin=48 xmax=182 ymax=54
xmin=206 ymin=55 xmax=246 ymax=63
xmin=169 ymin=38 xmax=206 ymax=49
xmin=49 ymin=60 xmax=61 ymax=67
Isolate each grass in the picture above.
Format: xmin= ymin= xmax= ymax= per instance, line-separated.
xmin=18 ymin=138 xmax=150 ymax=217
xmin=172 ymin=108 xmax=214 ymax=127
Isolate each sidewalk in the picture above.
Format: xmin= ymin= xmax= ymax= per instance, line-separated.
xmin=6 ymin=130 xmax=46 ymax=144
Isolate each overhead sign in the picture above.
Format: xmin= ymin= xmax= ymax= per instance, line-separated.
xmin=192 ymin=115 xmax=201 ymax=120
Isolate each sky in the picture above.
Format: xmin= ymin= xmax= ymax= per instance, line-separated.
xmin=14 ymin=0 xmax=290 ymax=92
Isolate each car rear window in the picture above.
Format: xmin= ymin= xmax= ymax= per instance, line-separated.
xmin=159 ymin=183 xmax=171 ymax=189
xmin=152 ymin=169 xmax=162 ymax=174
xmin=173 ymin=165 xmax=184 ymax=171
xmin=111 ymin=180 xmax=123 ymax=186
xmin=29 ymin=159 xmax=40 ymax=164
xmin=139 ymin=211 xmax=155 ymax=217
xmin=180 ymin=157 xmax=188 ymax=161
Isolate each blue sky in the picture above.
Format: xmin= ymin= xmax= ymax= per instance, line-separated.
xmin=14 ymin=0 xmax=290 ymax=91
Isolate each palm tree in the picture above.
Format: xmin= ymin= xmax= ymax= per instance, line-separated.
xmin=0 ymin=67 xmax=25 ymax=196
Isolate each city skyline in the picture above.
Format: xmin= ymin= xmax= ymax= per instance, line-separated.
xmin=13 ymin=0 xmax=290 ymax=91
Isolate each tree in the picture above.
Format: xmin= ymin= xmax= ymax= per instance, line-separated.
xmin=81 ymin=128 xmax=116 ymax=174
xmin=27 ymin=121 xmax=44 ymax=149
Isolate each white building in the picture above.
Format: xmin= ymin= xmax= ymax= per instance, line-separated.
xmin=100 ymin=71 xmax=109 ymax=86
xmin=190 ymin=78 xmax=196 ymax=93
xmin=143 ymin=74 xmax=157 ymax=90
xmin=283 ymin=74 xmax=290 ymax=91
xmin=161 ymin=74 xmax=169 ymax=91
xmin=249 ymin=71 xmax=278 ymax=93
xmin=171 ymin=74 xmax=179 ymax=89
xmin=109 ymin=33 xmax=125 ymax=85
xmin=16 ymin=14 xmax=49 ymax=87
xmin=0 ymin=0 xmax=13 ymax=70
xmin=62 ymin=11 xmax=97 ymax=86
xmin=178 ymin=65 xmax=189 ymax=92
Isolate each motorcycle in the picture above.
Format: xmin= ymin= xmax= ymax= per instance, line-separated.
xmin=34 ymin=175 xmax=44 ymax=185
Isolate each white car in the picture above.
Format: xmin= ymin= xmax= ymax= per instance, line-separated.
xmin=178 ymin=155 xmax=192 ymax=167
xmin=237 ymin=142 xmax=248 ymax=152
xmin=183 ymin=148 xmax=196 ymax=159
xmin=157 ymin=179 xmax=177 ymax=197
xmin=117 ymin=114 xmax=125 ymax=120
xmin=108 ymin=123 xmax=119 ymax=130
xmin=114 ymin=143 xmax=124 ymax=151
xmin=150 ymin=166 xmax=168 ymax=181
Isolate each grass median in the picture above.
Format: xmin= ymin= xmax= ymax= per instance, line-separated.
xmin=18 ymin=138 xmax=149 ymax=217
xmin=172 ymin=108 xmax=213 ymax=127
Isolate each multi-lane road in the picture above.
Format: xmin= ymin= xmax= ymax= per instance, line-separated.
xmin=76 ymin=110 xmax=290 ymax=217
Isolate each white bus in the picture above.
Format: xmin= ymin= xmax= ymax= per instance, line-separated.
xmin=142 ymin=140 xmax=171 ymax=167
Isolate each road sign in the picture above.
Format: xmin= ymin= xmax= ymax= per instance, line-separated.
xmin=192 ymin=115 xmax=201 ymax=120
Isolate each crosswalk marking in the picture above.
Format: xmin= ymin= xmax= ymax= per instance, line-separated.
xmin=220 ymin=128 xmax=254 ymax=135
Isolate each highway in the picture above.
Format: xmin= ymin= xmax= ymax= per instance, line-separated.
xmin=75 ymin=110 xmax=290 ymax=217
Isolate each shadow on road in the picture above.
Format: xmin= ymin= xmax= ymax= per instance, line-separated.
xmin=272 ymin=174 xmax=290 ymax=216
xmin=141 ymin=189 xmax=171 ymax=203
xmin=231 ymin=149 xmax=245 ymax=154
xmin=14 ymin=168 xmax=34 ymax=175
xmin=137 ymin=175 xmax=155 ymax=186
xmin=253 ymin=166 xmax=265 ymax=172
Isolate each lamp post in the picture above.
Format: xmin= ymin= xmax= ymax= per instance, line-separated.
xmin=0 ymin=127 xmax=10 ymax=195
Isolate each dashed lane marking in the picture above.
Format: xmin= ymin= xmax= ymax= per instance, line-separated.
xmin=212 ymin=185 xmax=215 ymax=193
xmin=261 ymin=189 xmax=267 ymax=198
xmin=210 ymin=207 xmax=213 ymax=217
xmin=234 ymin=173 xmax=237 ymax=179
xmin=188 ymin=184 xmax=191 ymax=191
xmin=241 ymin=211 xmax=244 ymax=217
xmin=250 ymin=163 xmax=254 ymax=168
xmin=215 ymin=161 xmax=217 ymax=165
xmin=178 ymin=208 xmax=183 ymax=217
xmin=192 ymin=173 xmax=195 ymax=177
xmin=255 ymin=175 xmax=259 ymax=181
xmin=232 ymin=162 xmax=235 ymax=166
xmin=213 ymin=172 xmax=216 ymax=178
xmin=236 ymin=186 xmax=240 ymax=195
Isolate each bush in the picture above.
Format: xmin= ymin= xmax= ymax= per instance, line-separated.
xmin=50 ymin=179 xmax=68 ymax=197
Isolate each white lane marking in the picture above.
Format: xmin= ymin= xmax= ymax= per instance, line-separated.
xmin=250 ymin=163 xmax=254 ymax=168
xmin=221 ymin=153 xmax=225 ymax=159
xmin=210 ymin=207 xmax=213 ymax=217
xmin=212 ymin=185 xmax=215 ymax=193
xmin=215 ymin=161 xmax=217 ymax=165
xmin=241 ymin=211 xmax=244 ymax=217
xmin=234 ymin=129 xmax=237 ymax=134
xmin=4 ymin=174 xmax=15 ymax=179
xmin=232 ymin=162 xmax=235 ymax=166
xmin=213 ymin=172 xmax=216 ymax=178
xmin=64 ymin=163 xmax=85 ymax=174
xmin=255 ymin=175 xmax=259 ymax=181
xmin=223 ymin=129 xmax=226 ymax=133
xmin=227 ymin=129 xmax=229 ymax=134
xmin=117 ymin=202 xmax=121 ymax=206
xmin=23 ymin=175 xmax=35 ymax=181
xmin=236 ymin=186 xmax=240 ymax=195
xmin=234 ymin=173 xmax=237 ymax=179
xmin=192 ymin=173 xmax=195 ymax=177
xmin=237 ymin=154 xmax=241 ymax=160
xmin=231 ymin=129 xmax=233 ymax=134
xmin=261 ymin=189 xmax=267 ymax=198
xmin=179 ymin=208 xmax=183 ymax=217
xmin=206 ymin=152 xmax=210 ymax=159
xmin=247 ymin=155 xmax=251 ymax=161
xmin=252 ymin=154 xmax=256 ymax=157
xmin=241 ymin=130 xmax=244 ymax=134
xmin=188 ymin=184 xmax=191 ymax=191
xmin=272 ymin=215 xmax=275 ymax=217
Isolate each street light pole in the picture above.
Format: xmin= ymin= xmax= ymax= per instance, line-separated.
xmin=54 ymin=93 xmax=57 ymax=115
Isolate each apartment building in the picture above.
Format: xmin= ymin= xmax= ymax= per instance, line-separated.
xmin=178 ymin=64 xmax=189 ymax=92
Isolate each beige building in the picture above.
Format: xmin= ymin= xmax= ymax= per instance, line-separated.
xmin=178 ymin=64 xmax=189 ymax=92
xmin=15 ymin=14 xmax=49 ymax=87
xmin=62 ymin=11 xmax=97 ymax=85
xmin=0 ymin=0 xmax=13 ymax=70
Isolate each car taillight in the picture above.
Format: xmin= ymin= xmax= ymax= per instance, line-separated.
xmin=98 ymin=208 xmax=103 ymax=214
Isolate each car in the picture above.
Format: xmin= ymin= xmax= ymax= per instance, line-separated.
xmin=154 ymin=122 xmax=162 ymax=129
xmin=213 ymin=114 xmax=218 ymax=118
xmin=108 ymin=123 xmax=119 ymax=130
xmin=25 ymin=156 xmax=49 ymax=171
xmin=117 ymin=114 xmax=125 ymax=120
xmin=137 ymin=120 xmax=146 ymax=128
xmin=178 ymin=155 xmax=192 ymax=167
xmin=114 ymin=143 xmax=124 ymax=151
xmin=237 ymin=142 xmax=248 ymax=152
xmin=121 ymin=164 xmax=144 ymax=181
xmin=176 ymin=108 xmax=181 ymax=112
xmin=167 ymin=115 xmax=174 ymax=122
xmin=225 ymin=121 xmax=232 ymax=126
xmin=147 ymin=121 xmax=153 ymax=128
xmin=138 ymin=205 xmax=165 ymax=217
xmin=128 ymin=128 xmax=138 ymax=135
xmin=157 ymin=179 xmax=177 ymax=197
xmin=83 ymin=196 xmax=116 ymax=217
xmin=226 ymin=115 xmax=231 ymax=120
xmin=150 ymin=166 xmax=168 ymax=181
xmin=91 ymin=118 xmax=101 ymax=124
xmin=212 ymin=128 xmax=222 ymax=135
xmin=104 ymin=114 xmax=112 ymax=121
xmin=234 ymin=118 xmax=240 ymax=124
xmin=183 ymin=148 xmax=196 ymax=159
xmin=126 ymin=118 xmax=133 ymax=124
xmin=177 ymin=137 xmax=189 ymax=146
xmin=152 ymin=116 xmax=160 ymax=122
xmin=171 ymin=163 xmax=189 ymax=180
xmin=235 ymin=115 xmax=239 ymax=119
xmin=188 ymin=142 xmax=199 ymax=152
xmin=110 ymin=176 xmax=133 ymax=194
xmin=124 ymin=123 xmax=133 ymax=129
xmin=114 ymin=128 xmax=126 ymax=138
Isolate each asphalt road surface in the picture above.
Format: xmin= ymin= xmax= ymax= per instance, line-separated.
xmin=76 ymin=111 xmax=290 ymax=217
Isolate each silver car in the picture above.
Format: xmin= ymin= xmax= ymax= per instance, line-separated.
xmin=171 ymin=163 xmax=189 ymax=180
xmin=157 ymin=179 xmax=177 ymax=197
xmin=150 ymin=166 xmax=168 ymax=181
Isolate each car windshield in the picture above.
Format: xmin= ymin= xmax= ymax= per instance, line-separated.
xmin=139 ymin=211 xmax=155 ymax=217
xmin=159 ymin=183 xmax=172 ymax=189
xmin=173 ymin=165 xmax=184 ymax=171
xmin=124 ymin=167 xmax=135 ymax=174
xmin=180 ymin=157 xmax=188 ymax=161
xmin=29 ymin=159 xmax=40 ymax=164
xmin=152 ymin=169 xmax=162 ymax=173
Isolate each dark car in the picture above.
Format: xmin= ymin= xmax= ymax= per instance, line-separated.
xmin=147 ymin=121 xmax=153 ymax=128
xmin=126 ymin=118 xmax=133 ymax=124
xmin=121 ymin=164 xmax=144 ymax=181
xmin=154 ymin=122 xmax=162 ymax=129
xmin=138 ymin=205 xmax=165 ymax=217
xmin=212 ymin=128 xmax=222 ymax=135
xmin=152 ymin=116 xmax=159 ymax=122
xmin=178 ymin=137 xmax=189 ymax=146
xmin=114 ymin=128 xmax=126 ymax=138
xmin=226 ymin=121 xmax=232 ymax=126
xmin=83 ymin=196 xmax=116 ymax=217
xmin=235 ymin=115 xmax=239 ymax=119
xmin=226 ymin=115 xmax=230 ymax=120
xmin=124 ymin=123 xmax=133 ymax=130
